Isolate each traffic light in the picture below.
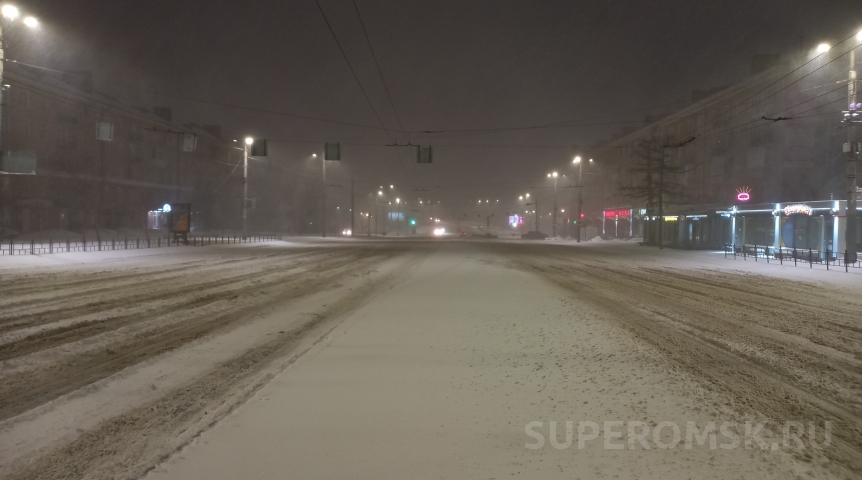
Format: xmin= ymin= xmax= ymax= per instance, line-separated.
xmin=409 ymin=218 xmax=416 ymax=226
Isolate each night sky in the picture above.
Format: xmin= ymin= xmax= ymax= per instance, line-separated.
xmin=10 ymin=0 xmax=862 ymax=215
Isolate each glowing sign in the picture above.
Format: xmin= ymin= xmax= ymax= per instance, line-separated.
xmin=664 ymin=216 xmax=678 ymax=222
xmin=508 ymin=215 xmax=524 ymax=227
xmin=603 ymin=209 xmax=631 ymax=218
xmin=736 ymin=186 xmax=751 ymax=202
xmin=783 ymin=204 xmax=812 ymax=216
xmin=162 ymin=203 xmax=172 ymax=213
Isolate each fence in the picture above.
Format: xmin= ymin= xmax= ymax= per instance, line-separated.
xmin=0 ymin=234 xmax=281 ymax=256
xmin=723 ymin=244 xmax=861 ymax=273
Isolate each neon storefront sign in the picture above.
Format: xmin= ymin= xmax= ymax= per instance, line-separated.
xmin=603 ymin=209 xmax=631 ymax=218
xmin=736 ymin=186 xmax=751 ymax=202
xmin=783 ymin=204 xmax=812 ymax=216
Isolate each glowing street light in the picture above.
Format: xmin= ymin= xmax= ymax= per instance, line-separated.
xmin=0 ymin=4 xmax=40 ymax=207
xmin=573 ymin=156 xmax=581 ymax=164
xmin=857 ymin=30 xmax=862 ymax=41
xmin=245 ymin=137 xmax=254 ymax=145
xmin=2 ymin=5 xmax=19 ymax=20
xmin=816 ymin=43 xmax=831 ymax=54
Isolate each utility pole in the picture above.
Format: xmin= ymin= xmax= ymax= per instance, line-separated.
xmin=535 ymin=197 xmax=540 ymax=231
xmin=321 ymin=154 xmax=326 ymax=238
xmin=351 ymin=178 xmax=355 ymax=237
xmin=576 ymin=162 xmax=583 ymax=243
xmin=550 ymin=172 xmax=558 ymax=237
xmin=242 ymin=140 xmax=250 ymax=239
xmin=845 ymin=48 xmax=859 ymax=262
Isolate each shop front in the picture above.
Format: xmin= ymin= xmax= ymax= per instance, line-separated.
xmin=610 ymin=198 xmax=859 ymax=253
xmin=601 ymin=207 xmax=642 ymax=238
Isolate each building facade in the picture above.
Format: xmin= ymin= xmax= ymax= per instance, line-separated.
xmin=586 ymin=52 xmax=861 ymax=251
xmin=0 ymin=70 xmax=243 ymax=235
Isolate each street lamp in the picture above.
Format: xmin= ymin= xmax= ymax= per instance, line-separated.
xmin=816 ymin=43 xmax=831 ymax=54
xmin=548 ymin=171 xmax=559 ymax=234
xmin=572 ymin=157 xmax=594 ymax=242
xmin=241 ymin=137 xmax=254 ymax=238
xmin=0 ymin=4 xmax=39 ymax=234
xmin=2 ymin=5 xmax=18 ymax=20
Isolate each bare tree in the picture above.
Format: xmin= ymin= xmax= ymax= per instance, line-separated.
xmin=618 ymin=134 xmax=691 ymax=248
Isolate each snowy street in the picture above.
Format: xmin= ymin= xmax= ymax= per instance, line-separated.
xmin=1 ymin=239 xmax=861 ymax=479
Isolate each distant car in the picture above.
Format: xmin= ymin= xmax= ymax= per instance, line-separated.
xmin=458 ymin=231 xmax=467 ymax=237
xmin=342 ymin=229 xmax=352 ymax=236
xmin=521 ymin=230 xmax=548 ymax=240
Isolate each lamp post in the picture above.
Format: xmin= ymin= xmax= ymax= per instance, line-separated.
xmin=395 ymin=197 xmax=401 ymax=236
xmin=572 ymin=156 xmax=593 ymax=242
xmin=242 ymin=137 xmax=253 ymax=238
xmin=0 ymin=6 xmax=38 ymax=143
xmin=0 ymin=5 xmax=38 ymax=235
xmin=376 ymin=190 xmax=383 ymax=235
xmin=314 ymin=153 xmax=328 ymax=237
xmin=842 ymin=32 xmax=862 ymax=262
xmin=548 ymin=172 xmax=558 ymax=237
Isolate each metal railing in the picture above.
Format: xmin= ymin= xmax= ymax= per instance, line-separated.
xmin=1 ymin=234 xmax=281 ymax=256
xmin=723 ymin=244 xmax=860 ymax=273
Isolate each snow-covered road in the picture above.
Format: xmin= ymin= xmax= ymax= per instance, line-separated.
xmin=1 ymin=239 xmax=860 ymax=479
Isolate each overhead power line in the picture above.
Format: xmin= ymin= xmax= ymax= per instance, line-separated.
xmin=689 ymin=31 xmax=862 ymax=139
xmin=312 ymin=0 xmax=416 ymax=189
xmin=350 ymin=0 xmax=424 ymax=189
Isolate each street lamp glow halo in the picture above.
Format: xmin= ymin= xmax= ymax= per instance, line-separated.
xmin=22 ymin=15 xmax=36 ymax=27
xmin=816 ymin=43 xmax=831 ymax=54
xmin=573 ymin=156 xmax=581 ymax=164
xmin=244 ymin=137 xmax=254 ymax=145
xmin=2 ymin=5 xmax=19 ymax=20
xmin=857 ymin=30 xmax=862 ymax=41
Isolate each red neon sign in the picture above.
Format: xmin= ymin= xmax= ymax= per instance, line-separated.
xmin=736 ymin=187 xmax=751 ymax=202
xmin=603 ymin=209 xmax=631 ymax=218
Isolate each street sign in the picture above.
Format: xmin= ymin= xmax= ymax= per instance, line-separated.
xmin=169 ymin=203 xmax=191 ymax=233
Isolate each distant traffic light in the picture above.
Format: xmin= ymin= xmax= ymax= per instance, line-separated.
xmin=409 ymin=218 xmax=416 ymax=226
